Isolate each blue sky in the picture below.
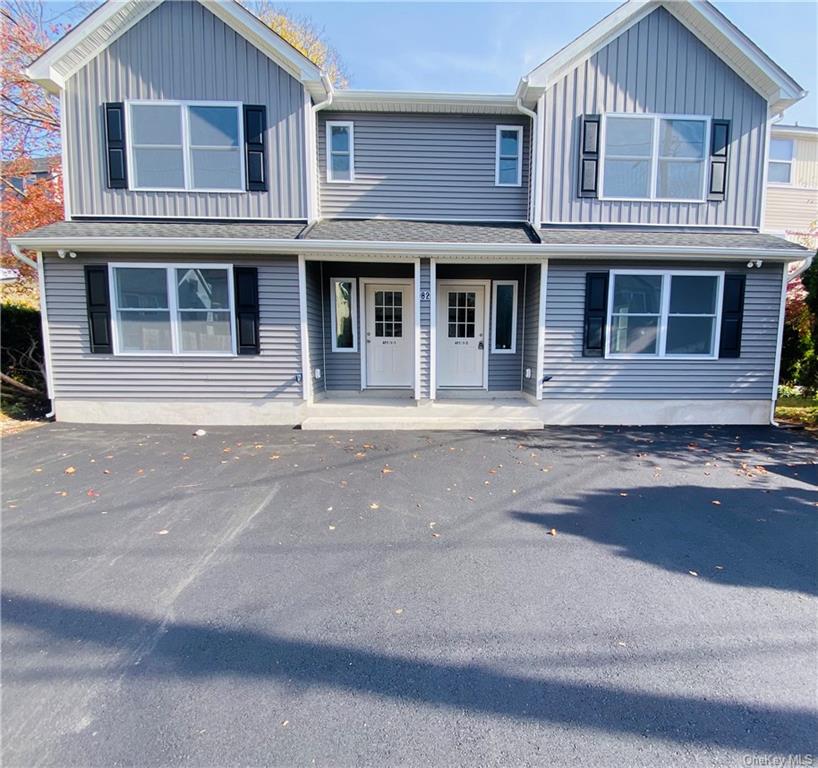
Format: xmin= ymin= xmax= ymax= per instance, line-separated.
xmin=44 ymin=0 xmax=818 ymax=125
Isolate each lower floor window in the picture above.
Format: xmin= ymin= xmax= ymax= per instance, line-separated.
xmin=492 ymin=280 xmax=517 ymax=353
xmin=608 ymin=271 xmax=722 ymax=358
xmin=112 ymin=264 xmax=235 ymax=355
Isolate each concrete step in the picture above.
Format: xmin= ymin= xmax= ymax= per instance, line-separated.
xmin=300 ymin=415 xmax=544 ymax=431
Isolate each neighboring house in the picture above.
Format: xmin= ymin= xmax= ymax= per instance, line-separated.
xmin=763 ymin=123 xmax=818 ymax=249
xmin=10 ymin=0 xmax=813 ymax=428
xmin=1 ymin=156 xmax=60 ymax=195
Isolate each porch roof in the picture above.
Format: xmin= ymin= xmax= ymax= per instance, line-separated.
xmin=536 ymin=227 xmax=812 ymax=254
xmin=302 ymin=219 xmax=540 ymax=244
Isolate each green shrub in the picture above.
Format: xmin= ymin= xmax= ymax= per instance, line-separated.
xmin=1 ymin=302 xmax=47 ymax=418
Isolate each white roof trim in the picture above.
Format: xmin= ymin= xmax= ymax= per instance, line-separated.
xmin=328 ymin=90 xmax=521 ymax=114
xmin=771 ymin=124 xmax=818 ymax=139
xmin=9 ymin=235 xmax=808 ymax=262
xmin=26 ymin=0 xmax=327 ymax=97
xmin=522 ymin=0 xmax=805 ymax=115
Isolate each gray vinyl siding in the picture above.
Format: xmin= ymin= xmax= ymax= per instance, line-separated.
xmin=318 ymin=113 xmax=530 ymax=220
xmin=320 ymin=262 xmax=414 ymax=391
xmin=419 ymin=259 xmax=431 ymax=398
xmin=65 ymin=0 xmax=307 ymax=219
xmin=43 ymin=253 xmax=303 ymax=400
xmin=541 ymin=6 xmax=767 ymax=228
xmin=522 ymin=264 xmax=541 ymax=396
xmin=436 ymin=264 xmax=525 ymax=391
xmin=305 ymin=260 xmax=325 ymax=394
xmin=542 ymin=260 xmax=783 ymax=400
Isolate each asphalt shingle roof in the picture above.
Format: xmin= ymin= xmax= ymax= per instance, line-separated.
xmin=14 ymin=220 xmax=307 ymax=240
xmin=536 ymin=227 xmax=811 ymax=252
xmin=304 ymin=219 xmax=539 ymax=244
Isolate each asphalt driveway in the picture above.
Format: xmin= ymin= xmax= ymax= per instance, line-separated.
xmin=2 ymin=423 xmax=817 ymax=767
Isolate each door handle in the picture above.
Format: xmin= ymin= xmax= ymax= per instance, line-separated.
xmin=478 ymin=341 xmax=484 ymax=350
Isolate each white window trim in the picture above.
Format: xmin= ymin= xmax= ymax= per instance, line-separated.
xmin=599 ymin=113 xmax=711 ymax=203
xmin=605 ymin=269 xmax=724 ymax=360
xmin=767 ymin=138 xmax=794 ymax=186
xmin=330 ymin=276 xmax=358 ymax=353
xmin=108 ymin=262 xmax=237 ymax=357
xmin=326 ymin=120 xmax=355 ymax=183
xmin=495 ymin=125 xmax=523 ymax=187
xmin=490 ymin=279 xmax=518 ymax=354
xmin=125 ymin=100 xmax=245 ymax=193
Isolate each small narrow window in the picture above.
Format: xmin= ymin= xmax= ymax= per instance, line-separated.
xmin=496 ymin=126 xmax=522 ymax=186
xmin=327 ymin=121 xmax=354 ymax=182
xmin=768 ymin=138 xmax=794 ymax=184
xmin=331 ymin=277 xmax=357 ymax=351
xmin=491 ymin=280 xmax=517 ymax=353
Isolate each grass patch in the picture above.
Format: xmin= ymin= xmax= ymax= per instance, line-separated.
xmin=776 ymin=394 xmax=818 ymax=427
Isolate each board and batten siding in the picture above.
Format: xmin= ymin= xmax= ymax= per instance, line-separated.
xmin=522 ymin=263 xmax=541 ymax=397
xmin=542 ymin=261 xmax=783 ymax=400
xmin=541 ymin=6 xmax=767 ymax=228
xmin=318 ymin=112 xmax=530 ymax=220
xmin=43 ymin=253 xmax=303 ymax=400
xmin=65 ymin=0 xmax=307 ymax=219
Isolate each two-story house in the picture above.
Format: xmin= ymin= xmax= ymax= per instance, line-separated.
xmin=10 ymin=0 xmax=813 ymax=428
xmin=762 ymin=123 xmax=818 ymax=249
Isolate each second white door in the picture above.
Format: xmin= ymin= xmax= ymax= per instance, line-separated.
xmin=365 ymin=283 xmax=414 ymax=388
xmin=437 ymin=283 xmax=486 ymax=388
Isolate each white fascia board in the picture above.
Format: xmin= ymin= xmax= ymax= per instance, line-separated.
xmin=11 ymin=235 xmax=809 ymax=262
xmin=771 ymin=124 xmax=818 ymax=139
xmin=328 ymin=90 xmax=520 ymax=114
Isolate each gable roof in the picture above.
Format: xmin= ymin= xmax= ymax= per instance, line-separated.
xmin=26 ymin=0 xmax=329 ymax=100
xmin=520 ymin=0 xmax=805 ymax=115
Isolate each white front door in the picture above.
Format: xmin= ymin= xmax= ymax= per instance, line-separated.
xmin=364 ymin=283 xmax=414 ymax=387
xmin=437 ymin=283 xmax=486 ymax=388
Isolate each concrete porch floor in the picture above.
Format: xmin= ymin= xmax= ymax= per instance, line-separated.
xmin=300 ymin=397 xmax=544 ymax=431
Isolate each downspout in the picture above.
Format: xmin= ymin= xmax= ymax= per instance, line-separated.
xmin=306 ymin=73 xmax=334 ymax=224
xmin=515 ymin=88 xmax=538 ymax=228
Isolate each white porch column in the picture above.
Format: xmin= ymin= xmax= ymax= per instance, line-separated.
xmin=536 ymin=259 xmax=548 ymax=400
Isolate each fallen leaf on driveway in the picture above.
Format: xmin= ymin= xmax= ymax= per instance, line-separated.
xmin=86 ymin=489 xmax=99 ymax=497
xmin=381 ymin=466 xmax=393 ymax=475
xmin=369 ymin=502 xmax=380 ymax=510
xmin=34 ymin=468 xmax=42 ymax=473
xmin=281 ymin=720 xmax=289 ymax=727
xmin=328 ymin=525 xmax=336 ymax=531
xmin=431 ymin=532 xmax=441 ymax=538
xmin=64 ymin=466 xmax=76 ymax=475
xmin=193 ymin=429 xmax=207 ymax=437
xmin=619 ymin=492 xmax=628 ymax=497
xmin=394 ymin=608 xmax=403 ymax=615
xmin=711 ymin=500 xmax=721 ymax=506
xmin=157 ymin=530 xmax=169 ymax=535
xmin=688 ymin=570 xmax=698 ymax=576
xmin=547 ymin=528 xmax=557 ymax=536
xmin=355 ymin=451 xmax=366 ymax=459
xmin=269 ymin=454 xmax=280 ymax=460
xmin=714 ymin=565 xmax=725 ymax=570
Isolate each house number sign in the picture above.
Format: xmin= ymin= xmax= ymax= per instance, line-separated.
xmin=420 ymin=290 xmax=431 ymax=301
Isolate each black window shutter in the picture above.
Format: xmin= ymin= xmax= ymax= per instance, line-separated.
xmin=234 ymin=267 xmax=260 ymax=354
xmin=719 ymin=273 xmax=745 ymax=358
xmin=104 ymin=103 xmax=128 ymax=189
xmin=578 ymin=114 xmax=601 ymax=198
xmin=84 ymin=265 xmax=113 ymax=354
xmin=243 ymin=105 xmax=267 ymax=192
xmin=583 ymin=271 xmax=609 ymax=357
xmin=708 ymin=119 xmax=730 ymax=201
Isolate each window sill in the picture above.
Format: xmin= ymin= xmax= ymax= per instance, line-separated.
xmin=604 ymin=354 xmax=719 ymax=361
xmin=330 ymin=347 xmax=358 ymax=353
xmin=599 ymin=196 xmax=708 ymax=204
xmin=490 ymin=348 xmax=517 ymax=355
xmin=127 ymin=187 xmax=246 ymax=194
xmin=108 ymin=352 xmax=239 ymax=358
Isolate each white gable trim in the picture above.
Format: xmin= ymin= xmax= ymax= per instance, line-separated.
xmin=26 ymin=0 xmax=327 ymax=98
xmin=522 ymin=0 xmax=804 ymax=115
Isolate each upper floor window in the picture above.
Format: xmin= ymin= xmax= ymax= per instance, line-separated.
xmin=496 ymin=126 xmax=522 ymax=186
xmin=601 ymin=115 xmax=709 ymax=202
xmin=768 ymin=138 xmax=794 ymax=184
xmin=607 ymin=270 xmax=723 ymax=358
xmin=127 ymin=102 xmax=244 ymax=192
xmin=327 ymin=121 xmax=354 ymax=182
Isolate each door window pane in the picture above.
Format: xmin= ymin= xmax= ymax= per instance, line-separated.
xmin=333 ymin=280 xmax=354 ymax=349
xmin=374 ymin=290 xmax=402 ymax=338
xmin=493 ymin=282 xmax=515 ymax=351
xmin=448 ymin=291 xmax=476 ymax=338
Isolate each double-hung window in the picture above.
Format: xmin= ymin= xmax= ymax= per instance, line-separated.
xmin=496 ymin=126 xmax=522 ymax=186
xmin=601 ymin=114 xmax=709 ymax=201
xmin=128 ymin=102 xmax=244 ymax=191
xmin=768 ymin=138 xmax=794 ymax=184
xmin=326 ymin=121 xmax=354 ymax=182
xmin=330 ymin=277 xmax=357 ymax=352
xmin=111 ymin=264 xmax=235 ymax=355
xmin=607 ymin=271 xmax=723 ymax=358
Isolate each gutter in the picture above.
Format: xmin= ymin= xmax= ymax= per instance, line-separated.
xmin=8 ymin=235 xmax=810 ymax=262
xmin=787 ymin=253 xmax=815 ymax=281
xmin=9 ymin=243 xmax=39 ymax=270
